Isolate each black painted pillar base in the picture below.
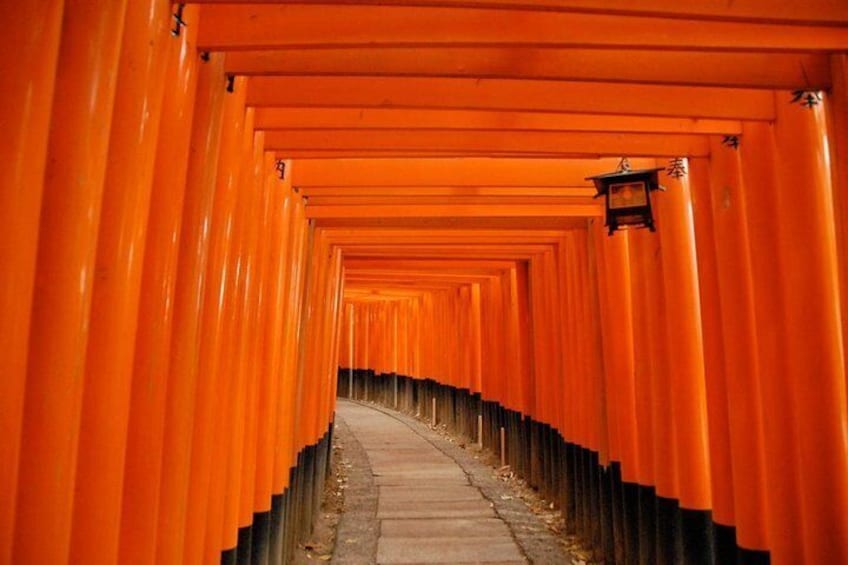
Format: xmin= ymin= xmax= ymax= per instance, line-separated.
xmin=655 ymin=495 xmax=681 ymax=565
xmin=236 ymin=524 xmax=253 ymax=565
xmin=738 ymin=546 xmax=771 ymax=565
xmin=221 ymin=547 xmax=237 ymax=565
xmin=637 ymin=485 xmax=657 ymax=565
xmin=251 ymin=510 xmax=271 ymax=565
xmin=680 ymin=507 xmax=714 ymax=565
xmin=269 ymin=492 xmax=285 ymax=565
xmin=622 ymin=480 xmax=641 ymax=563
xmin=599 ymin=464 xmax=616 ymax=564
xmin=609 ymin=462 xmax=624 ymax=564
xmin=588 ymin=450 xmax=602 ymax=558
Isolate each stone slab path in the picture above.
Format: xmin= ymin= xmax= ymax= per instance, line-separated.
xmin=332 ymin=400 xmax=572 ymax=565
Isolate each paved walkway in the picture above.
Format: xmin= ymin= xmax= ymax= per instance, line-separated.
xmin=332 ymin=400 xmax=571 ymax=565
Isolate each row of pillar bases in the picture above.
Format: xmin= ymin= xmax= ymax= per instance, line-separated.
xmin=338 ymin=369 xmax=770 ymax=565
xmin=221 ymin=426 xmax=334 ymax=565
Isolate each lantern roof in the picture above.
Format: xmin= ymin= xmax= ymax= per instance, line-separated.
xmin=584 ymin=167 xmax=665 ymax=182
xmin=585 ymin=167 xmax=665 ymax=197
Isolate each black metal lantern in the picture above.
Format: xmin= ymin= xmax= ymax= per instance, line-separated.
xmin=586 ymin=163 xmax=664 ymax=236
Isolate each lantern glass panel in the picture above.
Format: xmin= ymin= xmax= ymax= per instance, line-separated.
xmin=608 ymin=180 xmax=648 ymax=209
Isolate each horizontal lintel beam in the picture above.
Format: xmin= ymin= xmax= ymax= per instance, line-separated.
xmin=198 ymin=5 xmax=848 ymax=51
xmin=305 ymin=195 xmax=599 ymax=206
xmin=186 ymin=0 xmax=848 ymax=25
xmin=292 ymin=157 xmax=656 ymax=187
xmin=256 ymin=108 xmax=743 ymax=135
xmin=247 ymin=76 xmax=776 ymax=120
xmin=227 ymin=48 xmax=830 ymax=90
xmin=305 ymin=203 xmax=603 ymax=218
xmin=266 ymin=129 xmax=710 ymax=158
xmin=303 ymin=186 xmax=597 ymax=197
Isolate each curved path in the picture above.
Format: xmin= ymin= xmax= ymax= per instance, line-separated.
xmin=332 ymin=400 xmax=572 ymax=564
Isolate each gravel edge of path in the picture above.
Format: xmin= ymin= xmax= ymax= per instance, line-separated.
xmin=330 ymin=412 xmax=381 ymax=564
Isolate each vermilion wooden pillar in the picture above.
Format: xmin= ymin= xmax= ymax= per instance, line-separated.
xmin=598 ymin=230 xmax=641 ymax=561
xmin=412 ymin=299 xmax=422 ymax=379
xmin=220 ymin=111 xmax=260 ymax=561
xmin=69 ymin=2 xmax=172 ymax=562
xmin=253 ymin=156 xmax=292 ymax=565
xmin=528 ymin=256 xmax=549 ymax=423
xmin=582 ymin=228 xmax=609 ymax=471
xmin=195 ymin=75 xmax=248 ymax=564
xmin=578 ymin=226 xmax=604 ymax=555
xmin=543 ymin=251 xmax=561 ymax=425
xmin=571 ymin=232 xmax=590 ymax=452
xmin=772 ymin=93 xmax=848 ymax=564
xmin=288 ymin=228 xmax=316 ymax=521
xmin=273 ymin=201 xmax=308 ymax=503
xmin=234 ymin=132 xmax=270 ymax=560
xmin=567 ymin=232 xmax=586 ymax=527
xmin=738 ymin=121 xmax=804 ymax=565
xmin=562 ymin=233 xmax=582 ymax=451
xmin=327 ymin=250 xmax=345 ymax=407
xmin=627 ymin=228 xmax=659 ymax=564
xmin=512 ymin=266 xmax=531 ymax=414
xmin=590 ymin=224 xmax=619 ymax=481
xmin=598 ymin=233 xmax=639 ymax=485
xmin=687 ymin=157 xmax=736 ymax=557
xmin=312 ymin=235 xmax=334 ymax=444
xmin=554 ymin=237 xmax=573 ymax=441
xmin=827 ymin=55 xmax=848 ymax=383
xmin=363 ymin=297 xmax=371 ymax=379
xmin=654 ymin=172 xmax=713 ymax=557
xmin=304 ymin=234 xmax=333 ymax=444
xmin=12 ymin=1 xmax=129 ymax=562
xmin=0 ymin=2 xmax=63 ymax=561
xmin=657 ymin=170 xmax=712 ymax=510
xmin=270 ymin=203 xmax=304 ymax=565
xmin=170 ymin=52 xmax=230 ymax=565
xmin=592 ymin=223 xmax=637 ymax=562
xmin=706 ymin=138 xmax=769 ymax=559
xmin=479 ymin=282 xmax=495 ymax=401
xmin=318 ymin=248 xmax=344 ymax=435
xmin=641 ymin=200 xmax=677 ymax=565
xmin=544 ymin=251 xmax=565 ymax=435
xmin=117 ymin=7 xmax=203 ymax=561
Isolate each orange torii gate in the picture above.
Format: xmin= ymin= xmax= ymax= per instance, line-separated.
xmin=2 ymin=2 xmax=848 ymax=565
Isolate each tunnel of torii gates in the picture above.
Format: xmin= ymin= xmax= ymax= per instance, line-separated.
xmin=3 ymin=2 xmax=848 ymax=565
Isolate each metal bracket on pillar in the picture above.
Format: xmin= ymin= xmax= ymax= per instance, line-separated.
xmin=791 ymin=90 xmax=823 ymax=109
xmin=666 ymin=157 xmax=687 ymax=179
xmin=721 ymin=135 xmax=740 ymax=150
xmin=171 ymin=3 xmax=187 ymax=37
xmin=226 ymin=74 xmax=235 ymax=93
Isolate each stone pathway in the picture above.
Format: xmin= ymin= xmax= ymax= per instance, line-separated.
xmin=332 ymin=400 xmax=571 ymax=564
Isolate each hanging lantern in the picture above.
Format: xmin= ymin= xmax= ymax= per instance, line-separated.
xmin=586 ymin=159 xmax=664 ymax=236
